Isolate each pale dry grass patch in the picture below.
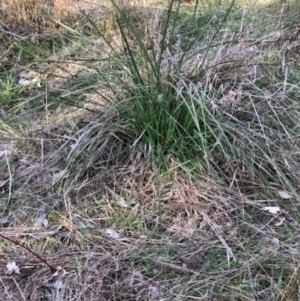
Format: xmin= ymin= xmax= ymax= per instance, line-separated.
xmin=51 ymin=0 xmax=82 ymax=21
xmin=1 ymin=0 xmax=45 ymax=26
xmin=1 ymin=118 xmax=300 ymax=300
xmin=0 ymin=163 xmax=233 ymax=299
xmin=1 ymin=0 xmax=109 ymax=28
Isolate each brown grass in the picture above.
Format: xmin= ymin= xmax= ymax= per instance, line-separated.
xmin=1 ymin=0 xmax=108 ymax=28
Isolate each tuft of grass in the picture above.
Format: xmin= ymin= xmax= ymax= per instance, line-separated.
xmin=61 ymin=0 xmax=300 ymax=194
xmin=64 ymin=0 xmax=238 ymax=178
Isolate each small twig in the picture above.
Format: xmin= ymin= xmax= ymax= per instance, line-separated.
xmin=0 ymin=233 xmax=57 ymax=273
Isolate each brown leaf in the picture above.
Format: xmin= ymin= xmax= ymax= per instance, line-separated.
xmin=58 ymin=216 xmax=74 ymax=232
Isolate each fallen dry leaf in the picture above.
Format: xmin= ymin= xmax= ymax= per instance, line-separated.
xmin=6 ymin=261 xmax=20 ymax=275
xmin=106 ymin=228 xmax=121 ymax=240
xmin=52 ymin=170 xmax=68 ymax=184
xmin=58 ymin=216 xmax=74 ymax=232
xmin=105 ymin=185 xmax=133 ymax=208
xmin=274 ymin=217 xmax=285 ymax=227
xmin=48 ymin=279 xmax=63 ymax=290
xmin=34 ymin=213 xmax=48 ymax=229
xmin=0 ymin=179 xmax=9 ymax=188
xmin=277 ymin=190 xmax=292 ymax=199
xmin=263 ymin=206 xmax=281 ymax=215
xmin=149 ymin=286 xmax=161 ymax=300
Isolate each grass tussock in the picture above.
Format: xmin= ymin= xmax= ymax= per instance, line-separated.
xmin=1 ymin=0 xmax=300 ymax=300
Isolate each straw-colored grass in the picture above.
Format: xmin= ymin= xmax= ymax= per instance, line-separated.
xmin=0 ymin=0 xmax=300 ymax=300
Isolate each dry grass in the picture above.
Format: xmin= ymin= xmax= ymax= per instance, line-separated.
xmin=1 ymin=0 xmax=300 ymax=300
xmin=0 ymin=0 xmax=111 ymax=29
xmin=1 ymin=154 xmax=300 ymax=300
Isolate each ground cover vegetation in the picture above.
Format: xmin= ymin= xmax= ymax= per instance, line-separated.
xmin=0 ymin=0 xmax=300 ymax=300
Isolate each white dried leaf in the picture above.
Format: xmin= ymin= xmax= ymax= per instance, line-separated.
xmin=0 ymin=179 xmax=9 ymax=188
xmin=261 ymin=237 xmax=280 ymax=254
xmin=277 ymin=190 xmax=292 ymax=199
xmin=6 ymin=261 xmax=20 ymax=274
xmin=116 ymin=196 xmax=129 ymax=208
xmin=78 ymin=221 xmax=86 ymax=228
xmin=52 ymin=270 xmax=59 ymax=277
xmin=269 ymin=237 xmax=280 ymax=246
xmin=274 ymin=217 xmax=285 ymax=227
xmin=52 ymin=170 xmax=67 ymax=184
xmin=133 ymin=270 xmax=145 ymax=283
xmin=263 ymin=206 xmax=281 ymax=215
xmin=48 ymin=279 xmax=63 ymax=290
xmin=149 ymin=286 xmax=160 ymax=300
xmin=42 ymin=218 xmax=48 ymax=227
xmin=106 ymin=228 xmax=121 ymax=239
xmin=105 ymin=186 xmax=130 ymax=208
xmin=18 ymin=70 xmax=41 ymax=87
xmin=34 ymin=213 xmax=48 ymax=229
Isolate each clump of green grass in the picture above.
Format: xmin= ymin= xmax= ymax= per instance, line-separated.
xmin=63 ymin=0 xmax=300 ymax=194
xmin=65 ymin=0 xmax=236 ymax=177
